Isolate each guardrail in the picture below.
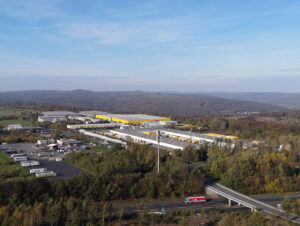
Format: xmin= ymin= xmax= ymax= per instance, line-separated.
xmin=206 ymin=185 xmax=256 ymax=210
xmin=215 ymin=183 xmax=284 ymax=213
xmin=207 ymin=183 xmax=300 ymax=225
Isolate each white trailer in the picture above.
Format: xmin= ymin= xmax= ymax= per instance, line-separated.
xmin=30 ymin=161 xmax=40 ymax=166
xmin=30 ymin=168 xmax=46 ymax=174
xmin=36 ymin=171 xmax=56 ymax=178
xmin=14 ymin=156 xmax=28 ymax=162
xmin=21 ymin=161 xmax=31 ymax=167
xmin=21 ymin=161 xmax=40 ymax=167
xmin=11 ymin=153 xmax=27 ymax=158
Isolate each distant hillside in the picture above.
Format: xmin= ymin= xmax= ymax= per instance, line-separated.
xmin=0 ymin=90 xmax=287 ymax=116
xmin=209 ymin=92 xmax=300 ymax=109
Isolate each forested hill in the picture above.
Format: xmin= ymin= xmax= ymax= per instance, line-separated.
xmin=0 ymin=90 xmax=287 ymax=116
xmin=209 ymin=92 xmax=300 ymax=109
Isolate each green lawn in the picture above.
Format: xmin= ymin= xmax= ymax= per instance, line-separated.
xmin=0 ymin=106 xmax=39 ymax=116
xmin=0 ymin=151 xmax=31 ymax=182
xmin=91 ymin=145 xmax=109 ymax=152
xmin=0 ymin=151 xmax=14 ymax=164
xmin=0 ymin=151 xmax=20 ymax=172
xmin=0 ymin=119 xmax=33 ymax=126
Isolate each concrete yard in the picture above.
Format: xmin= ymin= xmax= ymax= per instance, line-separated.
xmin=4 ymin=143 xmax=82 ymax=179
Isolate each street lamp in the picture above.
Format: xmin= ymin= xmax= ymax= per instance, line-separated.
xmin=156 ymin=130 xmax=161 ymax=174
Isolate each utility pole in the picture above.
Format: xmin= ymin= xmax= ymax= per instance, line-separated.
xmin=156 ymin=130 xmax=161 ymax=174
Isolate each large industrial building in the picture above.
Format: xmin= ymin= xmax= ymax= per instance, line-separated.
xmin=38 ymin=111 xmax=81 ymax=123
xmin=79 ymin=111 xmax=109 ymax=117
xmin=108 ymin=128 xmax=236 ymax=150
xmin=67 ymin=123 xmax=123 ymax=130
xmin=96 ymin=113 xmax=171 ymax=125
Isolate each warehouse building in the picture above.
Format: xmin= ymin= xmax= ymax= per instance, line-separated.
xmin=42 ymin=111 xmax=81 ymax=117
xmin=38 ymin=116 xmax=66 ymax=123
xmin=67 ymin=123 xmax=123 ymax=129
xmin=109 ymin=129 xmax=192 ymax=150
xmin=142 ymin=120 xmax=178 ymax=128
xmin=38 ymin=111 xmax=81 ymax=123
xmin=109 ymin=128 xmax=236 ymax=150
xmin=96 ymin=113 xmax=171 ymax=125
xmin=79 ymin=111 xmax=109 ymax=117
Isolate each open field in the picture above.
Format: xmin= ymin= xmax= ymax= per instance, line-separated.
xmin=0 ymin=151 xmax=31 ymax=183
xmin=0 ymin=119 xmax=33 ymax=126
xmin=0 ymin=106 xmax=39 ymax=116
xmin=0 ymin=151 xmax=14 ymax=165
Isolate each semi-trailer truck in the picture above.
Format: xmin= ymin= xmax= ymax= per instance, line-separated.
xmin=185 ymin=196 xmax=206 ymax=204
xmin=30 ymin=168 xmax=46 ymax=174
xmin=36 ymin=171 xmax=56 ymax=178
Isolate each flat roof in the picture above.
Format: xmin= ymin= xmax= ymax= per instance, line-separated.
xmin=43 ymin=111 xmax=80 ymax=117
xmin=112 ymin=128 xmax=201 ymax=149
xmin=97 ymin=113 xmax=169 ymax=121
xmin=152 ymin=128 xmax=218 ymax=141
xmin=79 ymin=111 xmax=109 ymax=116
xmin=67 ymin=123 xmax=123 ymax=129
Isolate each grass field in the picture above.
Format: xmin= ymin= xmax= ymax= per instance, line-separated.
xmin=0 ymin=106 xmax=39 ymax=117
xmin=0 ymin=119 xmax=33 ymax=126
xmin=0 ymin=151 xmax=20 ymax=171
xmin=91 ymin=145 xmax=109 ymax=152
xmin=0 ymin=151 xmax=14 ymax=164
xmin=0 ymin=151 xmax=31 ymax=182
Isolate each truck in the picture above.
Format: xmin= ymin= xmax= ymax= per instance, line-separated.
xmin=35 ymin=171 xmax=56 ymax=178
xmin=30 ymin=168 xmax=46 ymax=174
xmin=21 ymin=161 xmax=40 ymax=167
xmin=14 ymin=156 xmax=28 ymax=162
xmin=11 ymin=153 xmax=27 ymax=158
xmin=185 ymin=196 xmax=206 ymax=204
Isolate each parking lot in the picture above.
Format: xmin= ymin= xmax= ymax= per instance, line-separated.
xmin=5 ymin=143 xmax=82 ymax=179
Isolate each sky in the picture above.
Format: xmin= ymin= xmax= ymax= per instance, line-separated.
xmin=0 ymin=0 xmax=300 ymax=92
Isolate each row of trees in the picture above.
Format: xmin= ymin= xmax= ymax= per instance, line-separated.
xmin=65 ymin=144 xmax=206 ymax=200
xmin=172 ymin=115 xmax=300 ymax=140
xmin=0 ymin=196 xmax=110 ymax=225
xmin=207 ymin=145 xmax=300 ymax=194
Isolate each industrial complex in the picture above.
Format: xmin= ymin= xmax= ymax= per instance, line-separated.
xmin=107 ymin=128 xmax=236 ymax=150
xmin=36 ymin=110 xmax=238 ymax=151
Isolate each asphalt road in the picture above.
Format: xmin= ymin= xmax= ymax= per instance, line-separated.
xmin=33 ymin=159 xmax=82 ymax=179
xmin=111 ymin=193 xmax=300 ymax=216
xmin=208 ymin=183 xmax=300 ymax=224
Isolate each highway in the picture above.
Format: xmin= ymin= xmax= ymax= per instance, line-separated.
xmin=111 ymin=198 xmax=248 ymax=214
xmin=112 ymin=195 xmax=286 ymax=213
xmin=207 ymin=183 xmax=300 ymax=224
xmin=112 ymin=189 xmax=300 ymax=224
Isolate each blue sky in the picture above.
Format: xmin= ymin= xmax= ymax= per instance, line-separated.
xmin=0 ymin=0 xmax=300 ymax=92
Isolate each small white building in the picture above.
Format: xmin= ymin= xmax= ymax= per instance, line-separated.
xmin=160 ymin=120 xmax=178 ymax=126
xmin=142 ymin=120 xmax=178 ymax=128
xmin=57 ymin=139 xmax=82 ymax=146
xmin=5 ymin=124 xmax=23 ymax=131
xmin=37 ymin=139 xmax=55 ymax=145
xmin=38 ymin=111 xmax=81 ymax=123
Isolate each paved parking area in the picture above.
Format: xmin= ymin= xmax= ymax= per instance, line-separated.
xmin=5 ymin=143 xmax=82 ymax=179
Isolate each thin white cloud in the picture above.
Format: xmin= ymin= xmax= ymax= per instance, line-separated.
xmin=61 ymin=16 xmax=193 ymax=45
xmin=0 ymin=0 xmax=63 ymax=20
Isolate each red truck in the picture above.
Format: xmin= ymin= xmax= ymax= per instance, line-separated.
xmin=185 ymin=196 xmax=206 ymax=204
